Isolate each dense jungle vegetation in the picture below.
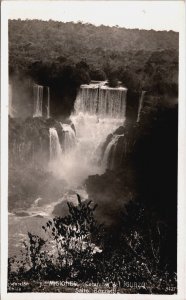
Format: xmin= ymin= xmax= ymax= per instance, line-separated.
xmin=9 ymin=20 xmax=178 ymax=95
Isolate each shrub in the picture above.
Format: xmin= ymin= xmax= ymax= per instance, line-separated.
xmin=8 ymin=195 xmax=177 ymax=293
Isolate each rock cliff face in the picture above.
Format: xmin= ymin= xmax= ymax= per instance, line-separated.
xmin=9 ymin=116 xmax=75 ymax=170
xmin=99 ymin=93 xmax=160 ymax=172
xmin=9 ymin=117 xmax=49 ymax=169
xmin=9 ymin=78 xmax=78 ymax=119
xmin=86 ymin=98 xmax=178 ymax=233
xmin=8 ymin=116 xmax=74 ymax=212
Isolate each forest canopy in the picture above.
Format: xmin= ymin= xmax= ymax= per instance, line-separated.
xmin=9 ymin=19 xmax=178 ymax=94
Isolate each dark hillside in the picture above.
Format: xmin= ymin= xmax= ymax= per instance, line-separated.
xmin=9 ymin=20 xmax=178 ymax=96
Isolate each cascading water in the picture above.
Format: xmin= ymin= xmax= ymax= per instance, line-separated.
xmin=72 ymin=84 xmax=127 ymax=173
xmin=137 ymin=91 xmax=146 ymax=123
xmin=75 ymin=85 xmax=99 ymax=114
xmin=9 ymin=82 xmax=128 ymax=256
xmin=102 ymin=135 xmax=119 ymax=169
xmin=102 ymin=134 xmax=124 ymax=170
xmin=33 ymin=84 xmax=50 ymax=118
xmin=98 ymin=86 xmax=127 ymax=118
xmin=60 ymin=123 xmax=76 ymax=153
xmin=75 ymin=84 xmax=127 ymax=118
xmin=33 ymin=84 xmax=43 ymax=117
xmin=49 ymin=82 xmax=127 ymax=186
xmin=49 ymin=128 xmax=62 ymax=161
xmin=46 ymin=87 xmax=50 ymax=119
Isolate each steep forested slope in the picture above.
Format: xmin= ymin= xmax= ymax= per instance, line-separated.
xmin=9 ymin=20 xmax=178 ymax=95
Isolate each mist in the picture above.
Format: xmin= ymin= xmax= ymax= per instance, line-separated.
xmin=9 ymin=76 xmax=34 ymax=119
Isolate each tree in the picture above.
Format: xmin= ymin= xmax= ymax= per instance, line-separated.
xmin=9 ymin=195 xmax=104 ymax=282
xmin=90 ymin=68 xmax=106 ymax=81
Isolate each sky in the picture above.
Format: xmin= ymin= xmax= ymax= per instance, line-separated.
xmin=3 ymin=0 xmax=184 ymax=32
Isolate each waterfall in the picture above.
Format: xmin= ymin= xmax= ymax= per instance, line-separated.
xmin=46 ymin=87 xmax=50 ymax=119
xmin=49 ymin=128 xmax=62 ymax=161
xmin=98 ymin=87 xmax=127 ymax=118
xmin=75 ymin=84 xmax=127 ymax=119
xmin=102 ymin=134 xmax=123 ymax=170
xmin=33 ymin=84 xmax=50 ymax=118
xmin=48 ymin=82 xmax=127 ymax=186
xmin=75 ymin=86 xmax=99 ymax=114
xmin=60 ymin=123 xmax=76 ymax=153
xmin=137 ymin=91 xmax=146 ymax=123
xmin=73 ymin=83 xmax=127 ymax=172
xmin=33 ymin=84 xmax=43 ymax=117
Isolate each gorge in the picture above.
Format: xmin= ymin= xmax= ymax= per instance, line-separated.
xmin=8 ymin=80 xmax=134 ymax=255
xmin=9 ymin=81 xmax=130 ymax=185
xmin=8 ymin=76 xmax=177 ymax=234
xmin=8 ymin=77 xmax=178 ymax=287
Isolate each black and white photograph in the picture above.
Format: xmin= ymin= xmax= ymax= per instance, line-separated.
xmin=1 ymin=0 xmax=185 ymax=298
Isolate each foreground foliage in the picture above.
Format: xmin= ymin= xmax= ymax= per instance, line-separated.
xmin=8 ymin=195 xmax=177 ymax=294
